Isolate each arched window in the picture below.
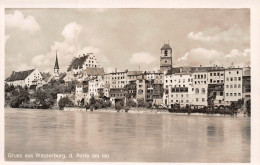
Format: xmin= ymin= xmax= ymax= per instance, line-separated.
xmin=195 ymin=88 xmax=199 ymax=94
xmin=202 ymin=88 xmax=205 ymax=94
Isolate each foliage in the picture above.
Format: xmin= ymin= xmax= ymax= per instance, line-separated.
xmin=34 ymin=89 xmax=54 ymax=109
xmin=126 ymin=99 xmax=137 ymax=108
xmin=87 ymin=96 xmax=112 ymax=110
xmin=10 ymin=89 xmax=30 ymax=108
xmin=246 ymin=99 xmax=251 ymax=115
xmin=58 ymin=96 xmax=74 ymax=110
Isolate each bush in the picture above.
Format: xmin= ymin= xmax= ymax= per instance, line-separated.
xmin=115 ymin=101 xmax=123 ymax=111
xmin=58 ymin=97 xmax=74 ymax=110
xmin=125 ymin=106 xmax=130 ymax=112
xmin=126 ymin=99 xmax=137 ymax=108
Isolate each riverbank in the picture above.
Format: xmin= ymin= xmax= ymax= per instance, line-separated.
xmin=5 ymin=106 xmax=249 ymax=117
xmin=63 ymin=107 xmax=248 ymax=117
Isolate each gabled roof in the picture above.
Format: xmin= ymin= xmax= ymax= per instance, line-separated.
xmin=84 ymin=67 xmax=105 ymax=76
xmin=161 ymin=44 xmax=172 ymax=50
xmin=6 ymin=69 xmax=35 ymax=81
xmin=67 ymin=55 xmax=89 ymax=71
xmin=41 ymin=72 xmax=52 ymax=82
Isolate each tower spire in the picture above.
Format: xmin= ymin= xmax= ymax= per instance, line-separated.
xmin=54 ymin=51 xmax=59 ymax=69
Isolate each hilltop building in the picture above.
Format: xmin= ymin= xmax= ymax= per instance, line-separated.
xmin=65 ymin=53 xmax=102 ymax=81
xmin=5 ymin=69 xmax=43 ymax=88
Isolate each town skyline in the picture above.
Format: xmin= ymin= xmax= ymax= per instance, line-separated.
xmin=5 ymin=8 xmax=250 ymax=78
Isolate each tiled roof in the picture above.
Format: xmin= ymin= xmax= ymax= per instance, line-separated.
xmin=67 ymin=55 xmax=89 ymax=71
xmin=84 ymin=67 xmax=105 ymax=76
xmin=6 ymin=69 xmax=35 ymax=81
xmin=127 ymin=70 xmax=143 ymax=76
xmin=161 ymin=44 xmax=172 ymax=50
xmin=41 ymin=72 xmax=52 ymax=82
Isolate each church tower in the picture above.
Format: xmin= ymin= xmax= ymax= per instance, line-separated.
xmin=54 ymin=51 xmax=59 ymax=78
xmin=160 ymin=42 xmax=172 ymax=72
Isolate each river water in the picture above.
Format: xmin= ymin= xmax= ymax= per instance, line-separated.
xmin=5 ymin=108 xmax=250 ymax=162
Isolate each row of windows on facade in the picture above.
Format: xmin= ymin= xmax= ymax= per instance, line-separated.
xmin=209 ymin=79 xmax=224 ymax=83
xmin=165 ymin=78 xmax=193 ymax=83
xmin=112 ymin=76 xmax=125 ymax=80
xmin=110 ymin=94 xmax=125 ymax=97
xmin=86 ymin=64 xmax=97 ymax=67
xmin=209 ymin=72 xmax=224 ymax=77
xmin=226 ymin=77 xmax=241 ymax=81
xmin=226 ymin=84 xmax=241 ymax=88
xmin=226 ymin=93 xmax=241 ymax=97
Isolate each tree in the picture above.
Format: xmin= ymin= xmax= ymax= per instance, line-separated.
xmin=58 ymin=97 xmax=74 ymax=110
xmin=34 ymin=89 xmax=54 ymax=109
xmin=246 ymin=99 xmax=251 ymax=115
xmin=126 ymin=99 xmax=137 ymax=108
xmin=10 ymin=89 xmax=30 ymax=108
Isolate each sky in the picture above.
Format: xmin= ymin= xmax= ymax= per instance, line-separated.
xmin=5 ymin=8 xmax=250 ymax=78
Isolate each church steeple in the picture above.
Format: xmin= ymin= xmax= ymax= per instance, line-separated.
xmin=54 ymin=51 xmax=59 ymax=70
xmin=54 ymin=51 xmax=59 ymax=77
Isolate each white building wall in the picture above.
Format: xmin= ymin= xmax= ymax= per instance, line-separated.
xmin=168 ymin=74 xmax=193 ymax=107
xmin=224 ymin=68 xmax=243 ymax=105
xmin=192 ymin=72 xmax=208 ymax=107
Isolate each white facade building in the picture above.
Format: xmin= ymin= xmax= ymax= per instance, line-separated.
xmin=192 ymin=71 xmax=208 ymax=107
xmin=168 ymin=73 xmax=193 ymax=108
xmin=5 ymin=69 xmax=43 ymax=88
xmin=224 ymin=68 xmax=243 ymax=105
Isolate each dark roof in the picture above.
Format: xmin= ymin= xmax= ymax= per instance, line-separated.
xmin=54 ymin=53 xmax=59 ymax=69
xmin=41 ymin=72 xmax=52 ymax=82
xmin=84 ymin=67 xmax=105 ymax=76
xmin=67 ymin=55 xmax=89 ymax=71
xmin=6 ymin=69 xmax=35 ymax=81
xmin=161 ymin=44 xmax=172 ymax=50
xmin=127 ymin=70 xmax=143 ymax=76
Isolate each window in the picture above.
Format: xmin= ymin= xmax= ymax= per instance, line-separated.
xmin=238 ymin=77 xmax=241 ymax=81
xmin=231 ymin=78 xmax=233 ymax=81
xmin=230 ymin=93 xmax=233 ymax=96
xmin=234 ymin=77 xmax=237 ymax=81
xmin=226 ymin=93 xmax=229 ymax=96
xmin=165 ymin=60 xmax=167 ymax=63
xmin=238 ymin=84 xmax=241 ymax=88
xmin=226 ymin=78 xmax=229 ymax=81
xmin=217 ymin=73 xmax=220 ymax=76
xmin=194 ymin=75 xmax=197 ymax=79
xmin=195 ymin=88 xmax=199 ymax=94
xmin=230 ymin=85 xmax=233 ymax=88
xmin=238 ymin=93 xmax=241 ymax=96
xmin=220 ymin=92 xmax=223 ymax=96
xmin=234 ymin=84 xmax=237 ymax=88
xmin=202 ymin=88 xmax=205 ymax=94
xmin=196 ymin=98 xmax=199 ymax=102
xmin=210 ymin=79 xmax=212 ymax=83
xmin=210 ymin=73 xmax=212 ymax=76
xmin=202 ymin=98 xmax=205 ymax=102
xmin=234 ymin=93 xmax=237 ymax=96
xmin=237 ymin=71 xmax=239 ymax=74
xmin=226 ymin=85 xmax=229 ymax=88
xmin=214 ymin=73 xmax=216 ymax=76
xmin=181 ymin=94 xmax=183 ymax=97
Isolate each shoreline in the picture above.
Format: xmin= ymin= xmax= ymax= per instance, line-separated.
xmin=5 ymin=106 xmax=249 ymax=117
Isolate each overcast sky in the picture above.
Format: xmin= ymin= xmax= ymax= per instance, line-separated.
xmin=5 ymin=8 xmax=250 ymax=77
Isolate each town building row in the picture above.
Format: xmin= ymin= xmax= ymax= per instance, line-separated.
xmin=5 ymin=43 xmax=251 ymax=108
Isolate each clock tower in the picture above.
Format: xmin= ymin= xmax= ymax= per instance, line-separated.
xmin=160 ymin=42 xmax=172 ymax=72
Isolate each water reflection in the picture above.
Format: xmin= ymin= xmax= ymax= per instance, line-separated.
xmin=5 ymin=108 xmax=250 ymax=162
